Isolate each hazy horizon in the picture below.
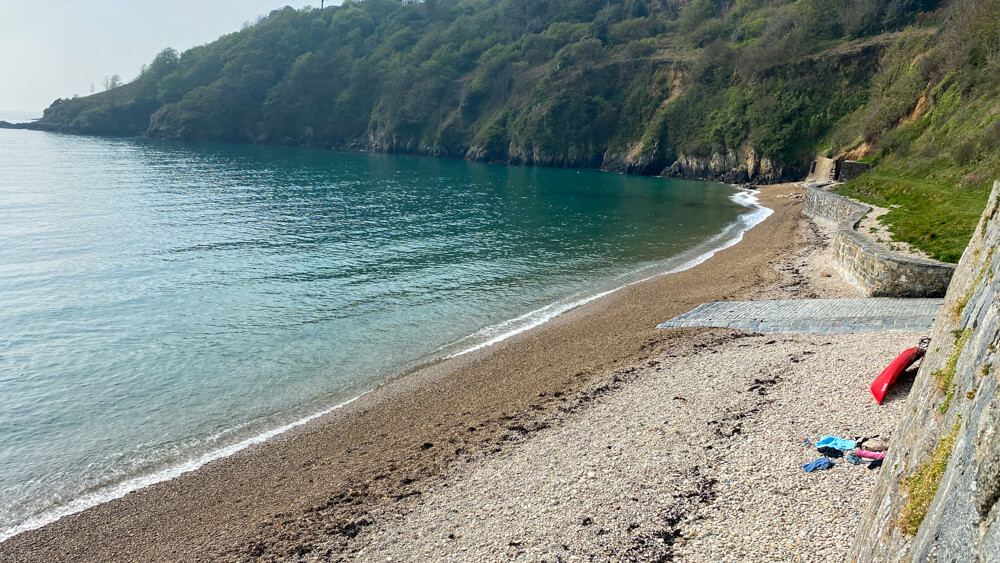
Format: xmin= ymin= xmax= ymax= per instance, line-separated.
xmin=0 ymin=1 xmax=341 ymax=114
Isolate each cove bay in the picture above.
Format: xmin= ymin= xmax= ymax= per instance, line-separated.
xmin=0 ymin=127 xmax=757 ymax=539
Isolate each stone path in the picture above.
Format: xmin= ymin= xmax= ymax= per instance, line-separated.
xmin=658 ymin=298 xmax=943 ymax=334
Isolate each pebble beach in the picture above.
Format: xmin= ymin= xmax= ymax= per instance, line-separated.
xmin=0 ymin=184 xmax=927 ymax=561
xmin=335 ymin=189 xmax=924 ymax=562
xmin=347 ymin=330 xmax=919 ymax=562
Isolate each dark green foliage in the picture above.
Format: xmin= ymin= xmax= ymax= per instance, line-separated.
xmin=39 ymin=0 xmax=943 ymax=174
xmin=983 ymin=118 xmax=1000 ymax=149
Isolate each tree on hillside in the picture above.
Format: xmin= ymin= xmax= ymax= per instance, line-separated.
xmin=103 ymin=74 xmax=122 ymax=91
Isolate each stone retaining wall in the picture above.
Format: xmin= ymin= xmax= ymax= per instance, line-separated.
xmin=803 ymin=185 xmax=955 ymax=297
xmin=838 ymin=160 xmax=870 ymax=182
xmin=803 ymin=184 xmax=868 ymax=225
xmin=850 ymin=180 xmax=1000 ymax=561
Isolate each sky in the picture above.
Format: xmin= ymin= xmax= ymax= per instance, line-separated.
xmin=0 ymin=1 xmax=342 ymax=114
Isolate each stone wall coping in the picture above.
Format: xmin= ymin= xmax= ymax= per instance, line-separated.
xmin=838 ymin=229 xmax=957 ymax=270
xmin=804 ymin=184 xmax=956 ymax=271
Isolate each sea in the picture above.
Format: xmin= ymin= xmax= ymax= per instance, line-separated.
xmin=0 ymin=110 xmax=770 ymax=541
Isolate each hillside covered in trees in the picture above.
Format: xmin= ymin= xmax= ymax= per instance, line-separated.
xmin=831 ymin=0 xmax=1000 ymax=262
xmin=36 ymin=0 xmax=936 ymax=176
xmin=29 ymin=0 xmax=1000 ymax=259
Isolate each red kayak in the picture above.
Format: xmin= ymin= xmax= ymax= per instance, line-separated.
xmin=871 ymin=339 xmax=929 ymax=404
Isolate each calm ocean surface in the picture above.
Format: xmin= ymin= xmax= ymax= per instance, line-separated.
xmin=0 ymin=120 xmax=766 ymax=539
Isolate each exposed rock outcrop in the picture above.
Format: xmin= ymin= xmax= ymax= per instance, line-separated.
xmin=505 ymin=140 xmax=604 ymax=169
xmin=850 ymin=180 xmax=1000 ymax=561
xmin=359 ymin=133 xmax=789 ymax=182
xmin=14 ymin=106 xmax=795 ymax=183
xmin=600 ymin=141 xmax=666 ymax=176
xmin=663 ymin=145 xmax=784 ymax=184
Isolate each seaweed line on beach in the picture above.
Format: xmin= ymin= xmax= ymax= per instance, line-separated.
xmin=3 ymin=185 xmax=874 ymax=563
xmin=232 ymin=329 xmax=757 ymax=562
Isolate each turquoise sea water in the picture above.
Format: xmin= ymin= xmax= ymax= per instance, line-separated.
xmin=0 ymin=124 xmax=766 ymax=540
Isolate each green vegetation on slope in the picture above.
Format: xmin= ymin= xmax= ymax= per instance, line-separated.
xmin=899 ymin=422 xmax=960 ymax=535
xmin=38 ymin=0 xmax=943 ymax=179
xmin=837 ymin=168 xmax=991 ymax=262
xmin=934 ymin=328 xmax=972 ymax=413
xmin=38 ymin=0 xmax=1000 ymax=260
xmin=832 ymin=0 xmax=1000 ymax=262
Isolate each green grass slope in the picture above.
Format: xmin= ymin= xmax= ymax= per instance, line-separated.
xmin=829 ymin=0 xmax=1000 ymax=262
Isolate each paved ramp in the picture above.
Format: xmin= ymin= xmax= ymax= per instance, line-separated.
xmin=658 ymin=298 xmax=943 ymax=334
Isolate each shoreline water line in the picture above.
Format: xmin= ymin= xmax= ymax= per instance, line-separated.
xmin=0 ymin=188 xmax=771 ymax=544
xmin=0 ymin=394 xmax=366 ymax=543
xmin=444 ymin=189 xmax=772 ymax=358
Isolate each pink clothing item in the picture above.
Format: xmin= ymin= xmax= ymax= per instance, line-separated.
xmin=857 ymin=450 xmax=886 ymax=460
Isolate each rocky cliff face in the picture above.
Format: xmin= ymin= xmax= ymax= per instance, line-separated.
xmin=661 ymin=144 xmax=784 ymax=185
xmin=850 ymin=181 xmax=1000 ymax=561
xmin=362 ymin=131 xmax=788 ymax=183
xmin=21 ymin=102 xmax=795 ymax=183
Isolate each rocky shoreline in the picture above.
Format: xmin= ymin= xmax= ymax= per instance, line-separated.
xmin=0 ymin=120 xmax=52 ymax=131
xmin=0 ymin=119 xmax=795 ymax=184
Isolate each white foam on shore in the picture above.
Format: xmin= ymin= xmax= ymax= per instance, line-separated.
xmin=0 ymin=393 xmax=367 ymax=543
xmin=0 ymin=188 xmax=772 ymax=544
xmin=444 ymin=188 xmax=772 ymax=358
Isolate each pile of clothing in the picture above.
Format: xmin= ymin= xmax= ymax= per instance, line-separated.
xmin=802 ymin=435 xmax=888 ymax=472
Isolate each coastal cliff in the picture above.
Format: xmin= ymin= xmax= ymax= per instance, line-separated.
xmin=15 ymin=0 xmax=1000 ymax=263
xmin=8 ymin=101 xmax=796 ymax=184
xmin=325 ymin=128 xmax=784 ymax=183
xmin=850 ymin=180 xmax=1000 ymax=561
xmin=23 ymin=1 xmax=930 ymax=185
xmin=661 ymin=145 xmax=782 ymax=184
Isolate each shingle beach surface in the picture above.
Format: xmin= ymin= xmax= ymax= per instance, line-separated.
xmin=0 ymin=185 xmax=926 ymax=562
xmin=331 ymin=193 xmax=926 ymax=561
xmin=344 ymin=330 xmax=920 ymax=562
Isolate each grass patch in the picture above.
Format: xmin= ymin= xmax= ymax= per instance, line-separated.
xmin=835 ymin=83 xmax=1000 ymax=265
xmin=934 ymin=329 xmax=972 ymax=414
xmin=938 ymin=388 xmax=955 ymax=415
xmin=953 ymin=288 xmax=974 ymax=321
xmin=837 ymin=168 xmax=991 ymax=263
xmin=899 ymin=423 xmax=961 ymax=535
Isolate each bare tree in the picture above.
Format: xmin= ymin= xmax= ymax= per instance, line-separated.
xmin=103 ymin=74 xmax=122 ymax=91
